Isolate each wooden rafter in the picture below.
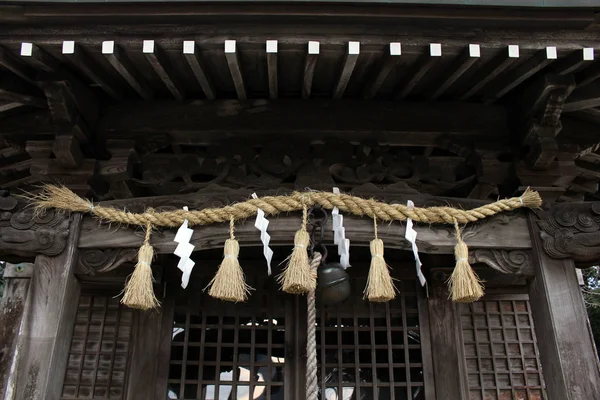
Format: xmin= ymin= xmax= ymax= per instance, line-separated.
xmin=363 ymin=42 xmax=401 ymax=100
xmin=484 ymin=47 xmax=557 ymax=103
xmin=333 ymin=41 xmax=359 ymax=99
xmin=266 ymin=40 xmax=278 ymax=99
xmin=143 ymin=40 xmax=185 ymax=101
xmin=576 ymin=60 xmax=600 ymax=87
xmin=182 ymin=40 xmax=215 ymax=100
xmin=0 ymin=46 xmax=35 ymax=84
xmin=20 ymin=42 xmax=60 ymax=72
xmin=396 ymin=43 xmax=441 ymax=100
xmin=552 ymin=48 xmax=594 ymax=76
xmin=62 ymin=41 xmax=123 ymax=100
xmin=103 ymin=40 xmax=153 ymax=101
xmin=563 ymin=81 xmax=600 ymax=112
xmin=224 ymin=40 xmax=246 ymax=100
xmin=0 ymin=73 xmax=46 ymax=108
xmin=459 ymin=45 xmax=520 ymax=101
xmin=302 ymin=41 xmax=319 ymax=99
xmin=429 ymin=44 xmax=479 ymax=100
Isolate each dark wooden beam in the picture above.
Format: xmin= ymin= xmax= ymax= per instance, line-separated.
xmin=484 ymin=47 xmax=556 ymax=103
xmin=103 ymin=40 xmax=153 ymax=101
xmin=0 ymin=170 xmax=35 ymax=188
xmin=552 ymin=48 xmax=594 ymax=76
xmin=396 ymin=43 xmax=441 ymax=100
xmin=266 ymin=40 xmax=278 ymax=99
xmin=0 ymin=152 xmax=31 ymax=172
xmin=459 ymin=45 xmax=520 ymax=101
xmin=182 ymin=40 xmax=215 ymax=100
xmin=19 ymin=42 xmax=60 ymax=72
xmin=302 ymin=41 xmax=319 ymax=100
xmin=0 ymin=73 xmax=46 ymax=108
xmin=79 ymin=210 xmax=531 ymax=253
xmin=363 ymin=42 xmax=401 ymax=100
xmin=576 ymin=58 xmax=600 ymax=87
xmin=62 ymin=41 xmax=123 ymax=100
xmin=333 ymin=41 xmax=359 ymax=99
xmin=97 ymin=99 xmax=510 ymax=145
xmin=0 ymin=46 xmax=35 ymax=84
xmin=563 ymin=81 xmax=600 ymax=112
xmin=224 ymin=40 xmax=247 ymax=100
xmin=429 ymin=44 xmax=480 ymax=101
xmin=0 ymin=102 xmax=25 ymax=120
xmin=527 ymin=213 xmax=600 ymax=399
xmin=143 ymin=40 xmax=185 ymax=101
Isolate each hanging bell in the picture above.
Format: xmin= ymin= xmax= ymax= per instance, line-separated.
xmin=317 ymin=262 xmax=351 ymax=306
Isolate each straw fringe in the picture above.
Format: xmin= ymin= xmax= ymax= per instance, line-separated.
xmin=206 ymin=219 xmax=252 ymax=302
xmin=364 ymin=218 xmax=396 ymax=302
xmin=278 ymin=204 xmax=316 ymax=294
xmin=448 ymin=220 xmax=484 ymax=303
xmin=121 ymin=223 xmax=160 ymax=310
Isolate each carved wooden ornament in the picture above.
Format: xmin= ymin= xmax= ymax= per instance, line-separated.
xmin=538 ymin=203 xmax=600 ymax=267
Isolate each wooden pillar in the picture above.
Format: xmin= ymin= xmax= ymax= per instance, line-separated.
xmin=0 ymin=263 xmax=33 ymax=399
xmin=126 ymin=298 xmax=175 ymax=400
xmin=427 ymin=283 xmax=469 ymax=400
xmin=6 ymin=214 xmax=82 ymax=400
xmin=527 ymin=213 xmax=600 ymax=400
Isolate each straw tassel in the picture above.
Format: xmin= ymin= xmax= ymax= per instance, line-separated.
xmin=121 ymin=221 xmax=160 ymax=310
xmin=279 ymin=204 xmax=315 ymax=294
xmin=364 ymin=217 xmax=396 ymax=302
xmin=206 ymin=218 xmax=251 ymax=302
xmin=448 ymin=219 xmax=484 ymax=303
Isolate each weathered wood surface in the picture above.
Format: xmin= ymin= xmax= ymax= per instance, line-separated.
xmin=126 ymin=305 xmax=169 ymax=400
xmin=0 ymin=265 xmax=31 ymax=399
xmin=427 ymin=284 xmax=468 ymax=400
xmin=78 ymin=211 xmax=531 ymax=254
xmin=153 ymin=299 xmax=175 ymax=400
xmin=528 ymin=213 xmax=600 ymax=400
xmin=538 ymin=202 xmax=600 ymax=268
xmin=97 ymin=100 xmax=509 ymax=145
xmin=8 ymin=214 xmax=82 ymax=400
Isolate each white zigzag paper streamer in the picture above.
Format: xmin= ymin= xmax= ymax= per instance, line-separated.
xmin=252 ymin=193 xmax=273 ymax=275
xmin=174 ymin=206 xmax=195 ymax=289
xmin=405 ymin=200 xmax=427 ymax=287
xmin=332 ymin=187 xmax=350 ymax=268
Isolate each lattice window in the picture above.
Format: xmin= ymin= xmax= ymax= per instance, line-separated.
xmin=167 ymin=274 xmax=287 ymax=399
xmin=459 ymin=295 xmax=546 ymax=400
xmin=62 ymin=295 xmax=134 ymax=400
xmin=316 ymin=277 xmax=425 ymax=400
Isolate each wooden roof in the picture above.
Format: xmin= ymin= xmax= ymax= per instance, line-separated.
xmin=0 ymin=5 xmax=599 ymax=202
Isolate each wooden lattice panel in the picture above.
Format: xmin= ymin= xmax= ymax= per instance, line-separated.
xmin=459 ymin=295 xmax=546 ymax=400
xmin=167 ymin=274 xmax=287 ymax=399
xmin=61 ymin=295 xmax=134 ymax=399
xmin=316 ymin=278 xmax=425 ymax=400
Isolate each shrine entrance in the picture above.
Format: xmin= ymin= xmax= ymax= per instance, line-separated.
xmin=163 ymin=247 xmax=429 ymax=400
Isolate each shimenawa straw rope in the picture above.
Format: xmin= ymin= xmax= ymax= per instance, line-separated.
xmin=26 ymin=185 xmax=542 ymax=308
xmin=29 ymin=185 xmax=542 ymax=227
